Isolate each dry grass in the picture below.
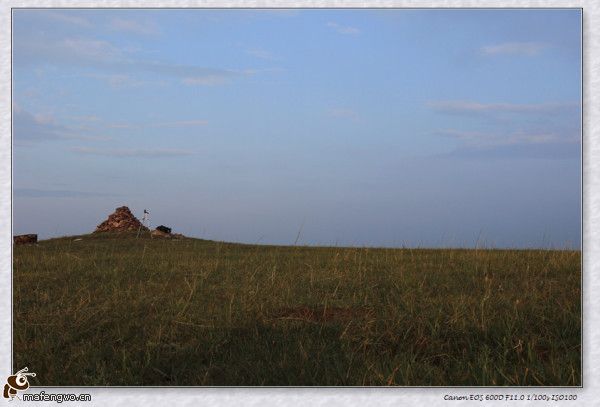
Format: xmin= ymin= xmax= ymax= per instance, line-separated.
xmin=13 ymin=232 xmax=580 ymax=386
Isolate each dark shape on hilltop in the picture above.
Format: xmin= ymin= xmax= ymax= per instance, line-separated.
xmin=13 ymin=234 xmax=37 ymax=245
xmin=95 ymin=206 xmax=148 ymax=233
xmin=156 ymin=225 xmax=171 ymax=234
xmin=151 ymin=226 xmax=186 ymax=239
xmin=151 ymin=228 xmax=171 ymax=238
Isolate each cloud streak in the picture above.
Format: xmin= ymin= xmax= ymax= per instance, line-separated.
xmin=14 ymin=188 xmax=118 ymax=198
xmin=14 ymin=107 xmax=111 ymax=142
xmin=107 ymin=123 xmax=139 ymax=130
xmin=151 ymin=120 xmax=208 ymax=127
xmin=326 ymin=22 xmax=360 ymax=35
xmin=70 ymin=147 xmax=194 ymax=158
xmin=58 ymin=38 xmax=124 ymax=64
xmin=430 ymin=98 xmax=580 ymax=159
xmin=109 ymin=17 xmax=160 ymax=36
xmin=441 ymin=141 xmax=579 ymax=160
xmin=14 ymin=36 xmax=255 ymax=87
xmin=428 ymin=100 xmax=578 ymax=116
xmin=245 ymin=47 xmax=276 ymax=61
xmin=133 ymin=60 xmax=247 ymax=86
xmin=106 ymin=119 xmax=208 ymax=129
xmin=42 ymin=11 xmax=92 ymax=28
xmin=83 ymin=73 xmax=144 ymax=88
xmin=481 ymin=42 xmax=548 ymax=56
xmin=181 ymin=75 xmax=231 ymax=86
xmin=436 ymin=129 xmax=578 ymax=149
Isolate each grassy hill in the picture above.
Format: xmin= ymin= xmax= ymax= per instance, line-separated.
xmin=13 ymin=233 xmax=581 ymax=386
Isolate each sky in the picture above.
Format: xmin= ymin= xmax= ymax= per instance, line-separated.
xmin=12 ymin=9 xmax=581 ymax=248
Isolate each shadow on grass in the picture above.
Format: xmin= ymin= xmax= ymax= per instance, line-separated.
xmin=139 ymin=323 xmax=354 ymax=386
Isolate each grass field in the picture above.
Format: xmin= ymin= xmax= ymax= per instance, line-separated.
xmin=13 ymin=233 xmax=581 ymax=386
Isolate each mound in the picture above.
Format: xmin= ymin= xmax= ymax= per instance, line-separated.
xmin=94 ymin=206 xmax=148 ymax=233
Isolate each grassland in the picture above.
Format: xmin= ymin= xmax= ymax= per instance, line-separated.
xmin=13 ymin=233 xmax=580 ymax=386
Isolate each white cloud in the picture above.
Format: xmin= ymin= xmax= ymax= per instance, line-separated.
xmin=15 ymin=35 xmax=259 ymax=88
xmin=15 ymin=37 xmax=124 ymax=66
xmin=246 ymin=48 xmax=276 ymax=60
xmin=108 ymin=17 xmax=160 ymax=36
xmin=43 ymin=11 xmax=92 ymax=28
xmin=61 ymin=38 xmax=124 ymax=63
xmin=480 ymin=42 xmax=548 ymax=56
xmin=430 ymin=99 xmax=580 ymax=159
xmin=13 ymin=108 xmax=111 ymax=142
xmin=327 ymin=22 xmax=360 ymax=35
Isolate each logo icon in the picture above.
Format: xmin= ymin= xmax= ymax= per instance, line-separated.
xmin=3 ymin=367 xmax=35 ymax=400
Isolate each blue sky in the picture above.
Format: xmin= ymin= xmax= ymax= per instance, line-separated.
xmin=12 ymin=9 xmax=581 ymax=248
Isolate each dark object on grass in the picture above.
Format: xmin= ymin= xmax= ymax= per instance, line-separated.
xmin=151 ymin=229 xmax=171 ymax=238
xmin=13 ymin=234 xmax=37 ymax=245
xmin=156 ymin=225 xmax=171 ymax=234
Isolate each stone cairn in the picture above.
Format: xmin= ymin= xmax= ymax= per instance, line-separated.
xmin=94 ymin=206 xmax=148 ymax=233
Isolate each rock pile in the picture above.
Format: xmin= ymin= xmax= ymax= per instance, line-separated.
xmin=14 ymin=234 xmax=37 ymax=245
xmin=94 ymin=206 xmax=148 ymax=233
xmin=94 ymin=206 xmax=185 ymax=238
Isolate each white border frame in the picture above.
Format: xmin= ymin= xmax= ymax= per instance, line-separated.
xmin=1 ymin=1 xmax=596 ymax=406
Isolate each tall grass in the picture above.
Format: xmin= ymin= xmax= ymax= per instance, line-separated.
xmin=13 ymin=233 xmax=580 ymax=386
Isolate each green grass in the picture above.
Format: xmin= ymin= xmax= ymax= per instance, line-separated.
xmin=13 ymin=232 xmax=580 ymax=386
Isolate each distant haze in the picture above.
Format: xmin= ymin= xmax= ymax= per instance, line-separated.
xmin=13 ymin=9 xmax=581 ymax=249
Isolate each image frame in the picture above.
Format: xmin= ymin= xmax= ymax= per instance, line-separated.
xmin=2 ymin=1 xmax=595 ymax=405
